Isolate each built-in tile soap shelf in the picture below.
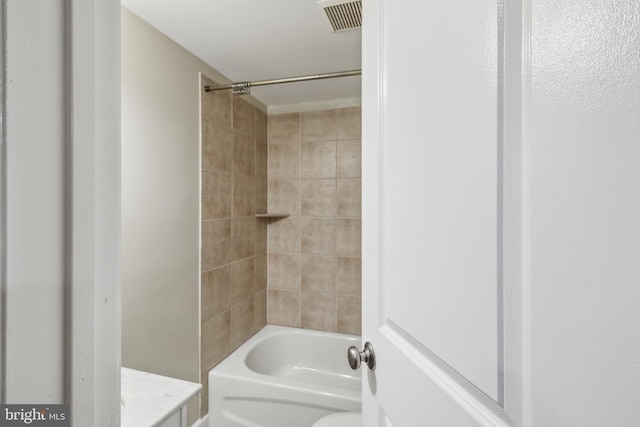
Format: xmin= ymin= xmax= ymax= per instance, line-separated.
xmin=255 ymin=213 xmax=290 ymax=219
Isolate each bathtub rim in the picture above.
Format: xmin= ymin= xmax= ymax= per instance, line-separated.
xmin=208 ymin=324 xmax=363 ymax=402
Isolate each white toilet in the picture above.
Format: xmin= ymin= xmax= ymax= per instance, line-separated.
xmin=312 ymin=412 xmax=362 ymax=427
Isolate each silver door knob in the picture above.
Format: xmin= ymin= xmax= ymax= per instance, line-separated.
xmin=347 ymin=342 xmax=376 ymax=370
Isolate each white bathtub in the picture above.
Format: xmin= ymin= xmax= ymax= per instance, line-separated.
xmin=208 ymin=325 xmax=362 ymax=427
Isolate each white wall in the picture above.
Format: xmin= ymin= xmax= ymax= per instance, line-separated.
xmin=527 ymin=1 xmax=640 ymax=425
xmin=122 ymin=8 xmax=205 ymax=381
xmin=121 ymin=9 xmax=205 ymax=423
xmin=121 ymin=7 xmax=266 ymax=422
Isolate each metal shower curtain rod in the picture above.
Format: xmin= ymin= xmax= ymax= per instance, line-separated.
xmin=203 ymin=69 xmax=361 ymax=95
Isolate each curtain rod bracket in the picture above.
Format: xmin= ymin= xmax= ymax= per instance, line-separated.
xmin=231 ymin=82 xmax=252 ymax=95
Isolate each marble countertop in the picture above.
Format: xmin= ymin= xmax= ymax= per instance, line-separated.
xmin=121 ymin=367 xmax=201 ymax=427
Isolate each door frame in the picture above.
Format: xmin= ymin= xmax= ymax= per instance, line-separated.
xmin=1 ymin=1 xmax=121 ymax=424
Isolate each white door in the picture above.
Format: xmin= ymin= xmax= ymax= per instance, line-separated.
xmin=361 ymin=0 xmax=640 ymax=426
xmin=361 ymin=0 xmax=513 ymax=425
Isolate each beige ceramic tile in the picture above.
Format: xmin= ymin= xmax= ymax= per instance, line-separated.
xmin=200 ymin=111 xmax=216 ymax=162
xmin=211 ymin=91 xmax=233 ymax=128
xmin=301 ymin=292 xmax=337 ymax=332
xmin=252 ymin=290 xmax=267 ymax=334
xmin=301 ymin=141 xmax=336 ymax=179
xmin=267 ymin=216 xmax=300 ymax=253
xmin=231 ymin=297 xmax=254 ymax=348
xmin=255 ymin=109 xmax=268 ymax=140
xmin=256 ymin=141 xmax=269 ymax=212
xmin=268 ymin=144 xmax=300 ymax=179
xmin=337 ymin=257 xmax=361 ymax=296
xmin=254 ymin=252 xmax=268 ymax=292
xmin=268 ymin=113 xmax=300 ymax=145
xmin=256 ymin=140 xmax=269 ymax=179
xmin=337 ymin=139 xmax=361 ymax=178
xmin=201 ymin=77 xmax=232 ymax=129
xmin=234 ymin=132 xmax=256 ymax=176
xmin=301 ymin=255 xmax=336 ymax=293
xmin=202 ymin=170 xmax=232 ymax=220
xmin=336 ymin=106 xmax=362 ymax=140
xmin=267 ymin=289 xmax=301 ymax=327
xmin=201 ymin=75 xmax=216 ymax=87
xmin=336 ymin=218 xmax=361 ymax=257
xmin=301 ymin=179 xmax=337 ymax=217
xmin=337 ymin=296 xmax=361 ymax=335
xmin=201 ymin=75 xmax=215 ymax=98
xmin=301 ymin=109 xmax=337 ymax=142
xmin=199 ymin=372 xmax=209 ymax=417
xmin=268 ymin=179 xmax=300 ymax=215
xmin=202 ymin=124 xmax=233 ymax=173
xmin=231 ymin=258 xmax=255 ymax=305
xmin=301 ymin=217 xmax=336 ymax=255
xmin=201 ymin=220 xmax=231 ymax=271
xmin=337 ymin=178 xmax=361 ymax=217
xmin=254 ymin=218 xmax=268 ymax=254
xmin=201 ymin=266 xmax=231 ymax=323
xmin=233 ymin=98 xmax=255 ymax=136
xmin=232 ymin=217 xmax=255 ymax=261
xmin=201 ymin=310 xmax=231 ymax=372
xmin=267 ymin=253 xmax=301 ymax=290
xmin=256 ymin=175 xmax=268 ymax=216
xmin=233 ymin=173 xmax=256 ymax=217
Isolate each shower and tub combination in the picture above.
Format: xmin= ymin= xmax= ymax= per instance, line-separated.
xmin=208 ymin=325 xmax=363 ymax=427
xmin=204 ymin=64 xmax=365 ymax=426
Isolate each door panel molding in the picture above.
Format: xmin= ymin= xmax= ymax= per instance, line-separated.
xmin=502 ymin=0 xmax=527 ymax=424
xmin=363 ymin=0 xmax=519 ymax=425
xmin=376 ymin=324 xmax=512 ymax=426
xmin=378 ymin=0 xmax=501 ymax=400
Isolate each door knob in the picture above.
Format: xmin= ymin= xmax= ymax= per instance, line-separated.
xmin=347 ymin=342 xmax=376 ymax=370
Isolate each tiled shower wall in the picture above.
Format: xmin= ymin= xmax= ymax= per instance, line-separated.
xmin=200 ymin=75 xmax=268 ymax=415
xmin=266 ymin=107 xmax=362 ymax=336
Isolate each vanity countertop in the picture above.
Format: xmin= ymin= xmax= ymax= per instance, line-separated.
xmin=121 ymin=367 xmax=201 ymax=427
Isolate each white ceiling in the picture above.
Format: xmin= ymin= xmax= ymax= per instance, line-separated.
xmin=121 ymin=0 xmax=362 ymax=107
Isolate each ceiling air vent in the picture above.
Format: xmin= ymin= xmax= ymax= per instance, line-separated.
xmin=317 ymin=0 xmax=362 ymax=33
